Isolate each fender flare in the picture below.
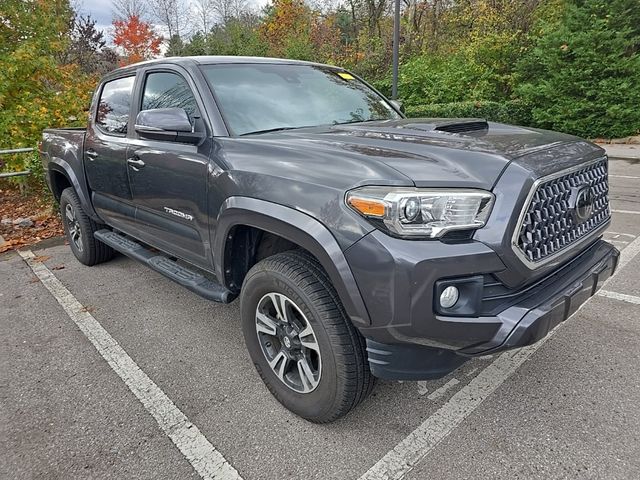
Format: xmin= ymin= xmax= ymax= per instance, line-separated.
xmin=214 ymin=197 xmax=370 ymax=326
xmin=48 ymin=157 xmax=100 ymax=221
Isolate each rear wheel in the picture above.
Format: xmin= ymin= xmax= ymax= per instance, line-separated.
xmin=240 ymin=251 xmax=374 ymax=423
xmin=60 ymin=187 xmax=114 ymax=266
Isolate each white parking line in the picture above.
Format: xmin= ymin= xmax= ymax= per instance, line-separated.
xmin=426 ymin=379 xmax=460 ymax=401
xmin=609 ymin=240 xmax=630 ymax=247
xmin=359 ymin=236 xmax=640 ymax=480
xmin=612 ymin=209 xmax=640 ymax=215
xmin=598 ymin=290 xmax=640 ymax=305
xmin=607 ymin=230 xmax=637 ymax=238
xmin=610 ymin=175 xmax=640 ymax=180
xmin=607 ymin=232 xmax=636 ymax=238
xmin=18 ymin=250 xmax=243 ymax=480
xmin=417 ymin=381 xmax=429 ymax=396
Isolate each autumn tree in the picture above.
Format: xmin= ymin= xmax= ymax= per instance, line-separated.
xmin=0 ymin=0 xmax=96 ymax=172
xmin=112 ymin=15 xmax=162 ymax=65
xmin=260 ymin=0 xmax=314 ymax=59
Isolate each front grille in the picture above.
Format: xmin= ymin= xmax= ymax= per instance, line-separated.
xmin=515 ymin=158 xmax=610 ymax=265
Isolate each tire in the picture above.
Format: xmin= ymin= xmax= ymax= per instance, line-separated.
xmin=240 ymin=250 xmax=374 ymax=423
xmin=59 ymin=187 xmax=115 ymax=266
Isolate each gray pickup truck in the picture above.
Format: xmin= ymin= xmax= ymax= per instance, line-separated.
xmin=41 ymin=56 xmax=619 ymax=422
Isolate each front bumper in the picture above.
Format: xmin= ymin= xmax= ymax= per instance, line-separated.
xmin=346 ymin=231 xmax=619 ymax=380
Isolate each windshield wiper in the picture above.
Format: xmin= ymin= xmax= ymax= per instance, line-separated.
xmin=333 ymin=118 xmax=384 ymax=126
xmin=240 ymin=126 xmax=315 ymax=136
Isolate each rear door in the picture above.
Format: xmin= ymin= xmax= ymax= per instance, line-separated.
xmin=84 ymin=75 xmax=137 ymax=231
xmin=126 ymin=66 xmax=213 ymax=269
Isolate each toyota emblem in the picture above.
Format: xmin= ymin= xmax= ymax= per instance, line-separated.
xmin=574 ymin=185 xmax=594 ymax=223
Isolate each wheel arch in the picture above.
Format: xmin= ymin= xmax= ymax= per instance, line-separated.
xmin=214 ymin=197 xmax=370 ymax=326
xmin=47 ymin=158 xmax=100 ymax=221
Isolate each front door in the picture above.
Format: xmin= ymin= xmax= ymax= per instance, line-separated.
xmin=84 ymin=75 xmax=137 ymax=232
xmin=126 ymin=69 xmax=212 ymax=269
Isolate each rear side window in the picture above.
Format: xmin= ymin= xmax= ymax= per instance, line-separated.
xmin=141 ymin=72 xmax=198 ymax=121
xmin=96 ymin=76 xmax=135 ymax=135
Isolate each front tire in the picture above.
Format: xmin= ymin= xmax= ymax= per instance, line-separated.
xmin=59 ymin=187 xmax=114 ymax=266
xmin=240 ymin=251 xmax=374 ymax=423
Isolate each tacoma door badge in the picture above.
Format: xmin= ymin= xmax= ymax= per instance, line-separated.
xmin=164 ymin=207 xmax=194 ymax=221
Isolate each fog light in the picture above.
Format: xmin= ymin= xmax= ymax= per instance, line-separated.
xmin=440 ymin=286 xmax=459 ymax=308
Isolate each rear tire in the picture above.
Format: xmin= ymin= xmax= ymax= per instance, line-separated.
xmin=240 ymin=250 xmax=374 ymax=423
xmin=59 ymin=187 xmax=114 ymax=266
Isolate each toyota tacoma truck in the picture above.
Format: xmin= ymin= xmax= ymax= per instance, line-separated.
xmin=40 ymin=56 xmax=619 ymax=422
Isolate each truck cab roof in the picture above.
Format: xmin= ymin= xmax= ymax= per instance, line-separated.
xmin=104 ymin=55 xmax=333 ymax=80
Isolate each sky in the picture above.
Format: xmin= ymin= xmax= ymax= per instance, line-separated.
xmin=75 ymin=0 xmax=114 ymax=37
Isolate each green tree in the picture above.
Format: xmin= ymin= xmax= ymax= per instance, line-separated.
xmin=166 ymin=34 xmax=186 ymax=56
xmin=516 ymin=0 xmax=640 ymax=138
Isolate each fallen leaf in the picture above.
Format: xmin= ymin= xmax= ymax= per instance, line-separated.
xmin=32 ymin=255 xmax=51 ymax=263
xmin=0 ymin=186 xmax=64 ymax=253
xmin=79 ymin=306 xmax=95 ymax=313
xmin=51 ymin=264 xmax=65 ymax=270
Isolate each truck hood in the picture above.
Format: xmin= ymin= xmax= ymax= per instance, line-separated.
xmin=244 ymin=118 xmax=598 ymax=190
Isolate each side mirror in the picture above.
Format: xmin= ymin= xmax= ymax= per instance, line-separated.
xmin=389 ymin=99 xmax=405 ymax=114
xmin=135 ymin=108 xmax=204 ymax=144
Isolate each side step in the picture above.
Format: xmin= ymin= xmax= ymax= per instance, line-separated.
xmin=94 ymin=229 xmax=236 ymax=303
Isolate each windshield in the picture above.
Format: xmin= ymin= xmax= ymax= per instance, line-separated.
xmin=200 ymin=63 xmax=401 ymax=136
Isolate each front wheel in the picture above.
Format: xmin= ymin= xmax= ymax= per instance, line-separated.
xmin=59 ymin=187 xmax=114 ymax=266
xmin=240 ymin=251 xmax=374 ymax=423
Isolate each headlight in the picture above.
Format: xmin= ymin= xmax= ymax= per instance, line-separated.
xmin=346 ymin=187 xmax=494 ymax=238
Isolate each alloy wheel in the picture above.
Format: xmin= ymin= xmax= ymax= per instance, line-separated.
xmin=65 ymin=203 xmax=83 ymax=252
xmin=255 ymin=292 xmax=322 ymax=393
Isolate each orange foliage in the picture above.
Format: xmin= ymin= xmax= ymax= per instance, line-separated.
xmin=259 ymin=0 xmax=311 ymax=57
xmin=112 ymin=15 xmax=162 ymax=66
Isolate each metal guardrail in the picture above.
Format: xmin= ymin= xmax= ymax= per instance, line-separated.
xmin=0 ymin=147 xmax=34 ymax=178
xmin=0 ymin=147 xmax=34 ymax=155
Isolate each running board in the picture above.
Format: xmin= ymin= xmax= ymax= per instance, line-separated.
xmin=94 ymin=229 xmax=236 ymax=303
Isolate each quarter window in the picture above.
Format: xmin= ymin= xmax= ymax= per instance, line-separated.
xmin=141 ymin=72 xmax=198 ymax=121
xmin=96 ymin=76 xmax=135 ymax=135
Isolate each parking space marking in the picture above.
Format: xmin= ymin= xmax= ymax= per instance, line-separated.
xmin=359 ymin=236 xmax=640 ymax=480
xmin=610 ymin=175 xmax=640 ymax=179
xmin=598 ymin=290 xmax=640 ymax=305
xmin=609 ymin=240 xmax=630 ymax=248
xmin=18 ymin=250 xmax=243 ymax=480
xmin=612 ymin=209 xmax=640 ymax=215
xmin=607 ymin=232 xmax=636 ymax=238
xmin=417 ymin=381 xmax=429 ymax=396
xmin=426 ymin=379 xmax=460 ymax=401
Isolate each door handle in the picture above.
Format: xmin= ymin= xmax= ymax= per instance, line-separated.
xmin=86 ymin=149 xmax=98 ymax=160
xmin=127 ymin=157 xmax=145 ymax=171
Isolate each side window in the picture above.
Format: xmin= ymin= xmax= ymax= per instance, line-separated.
xmin=96 ymin=76 xmax=135 ymax=135
xmin=141 ymin=72 xmax=198 ymax=121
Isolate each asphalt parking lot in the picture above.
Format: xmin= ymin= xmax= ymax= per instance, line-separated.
xmin=2 ymin=157 xmax=640 ymax=480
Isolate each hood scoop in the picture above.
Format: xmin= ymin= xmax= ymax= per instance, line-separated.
xmin=434 ymin=119 xmax=489 ymax=134
xmin=402 ymin=118 xmax=489 ymax=135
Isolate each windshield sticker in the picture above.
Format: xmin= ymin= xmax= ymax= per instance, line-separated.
xmin=337 ymin=72 xmax=355 ymax=80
